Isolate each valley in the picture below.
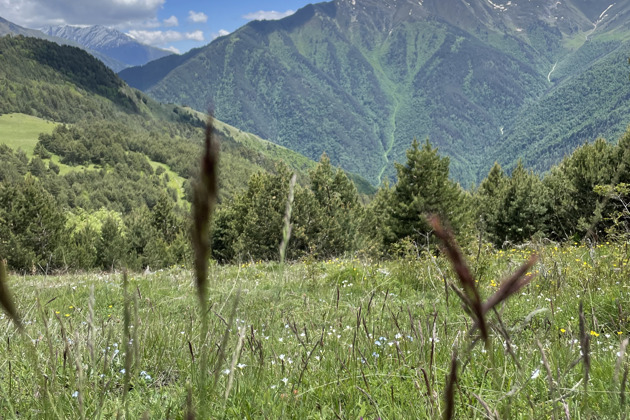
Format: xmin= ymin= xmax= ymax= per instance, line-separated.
xmin=2 ymin=1 xmax=630 ymax=417
xmin=120 ymin=0 xmax=630 ymax=186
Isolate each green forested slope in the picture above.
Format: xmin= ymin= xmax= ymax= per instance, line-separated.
xmin=0 ymin=35 xmax=325 ymax=197
xmin=120 ymin=0 xmax=630 ymax=186
xmin=493 ymin=41 xmax=630 ymax=176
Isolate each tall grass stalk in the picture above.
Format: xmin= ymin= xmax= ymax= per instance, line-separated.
xmin=191 ymin=114 xmax=219 ymax=415
xmin=279 ymin=173 xmax=297 ymax=265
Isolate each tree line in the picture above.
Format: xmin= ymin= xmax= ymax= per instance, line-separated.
xmin=2 ymin=122 xmax=630 ymax=273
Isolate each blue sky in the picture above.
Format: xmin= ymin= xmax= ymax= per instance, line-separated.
xmin=0 ymin=0 xmax=315 ymax=53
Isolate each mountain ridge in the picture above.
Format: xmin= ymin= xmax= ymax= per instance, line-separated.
xmin=41 ymin=24 xmax=173 ymax=69
xmin=119 ymin=0 xmax=630 ymax=185
xmin=0 ymin=16 xmax=128 ymax=70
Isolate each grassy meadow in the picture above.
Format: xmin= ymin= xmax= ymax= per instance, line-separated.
xmin=1 ymin=242 xmax=629 ymax=418
xmin=0 ymin=113 xmax=57 ymax=156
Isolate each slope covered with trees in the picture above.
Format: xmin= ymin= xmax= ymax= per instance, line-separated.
xmin=0 ymin=35 xmax=339 ymax=272
xmin=120 ymin=0 xmax=630 ymax=186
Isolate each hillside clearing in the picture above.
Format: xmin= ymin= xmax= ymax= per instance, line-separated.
xmin=0 ymin=113 xmax=58 ymax=155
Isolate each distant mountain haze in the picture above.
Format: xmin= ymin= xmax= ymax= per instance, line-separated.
xmin=117 ymin=0 xmax=630 ymax=185
xmin=0 ymin=16 xmax=128 ymax=70
xmin=41 ymin=25 xmax=173 ymax=69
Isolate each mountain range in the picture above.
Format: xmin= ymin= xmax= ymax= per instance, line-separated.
xmin=120 ymin=0 xmax=630 ymax=185
xmin=41 ymin=25 xmax=173 ymax=69
xmin=0 ymin=17 xmax=172 ymax=71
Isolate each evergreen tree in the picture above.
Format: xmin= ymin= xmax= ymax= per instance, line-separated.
xmin=97 ymin=216 xmax=125 ymax=270
xmin=388 ymin=139 xmax=467 ymax=247
xmin=0 ymin=177 xmax=67 ymax=271
xmin=309 ymin=153 xmax=361 ymax=257
xmin=477 ymin=162 xmax=507 ymax=243
xmin=494 ymin=161 xmax=548 ymax=244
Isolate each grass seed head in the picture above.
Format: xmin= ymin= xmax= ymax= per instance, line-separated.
xmin=191 ymin=114 xmax=219 ymax=309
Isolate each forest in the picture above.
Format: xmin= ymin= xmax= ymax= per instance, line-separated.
xmin=2 ymin=120 xmax=630 ymax=273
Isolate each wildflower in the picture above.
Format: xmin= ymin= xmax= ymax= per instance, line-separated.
xmin=279 ymin=354 xmax=286 ymax=360
xmin=281 ymin=377 xmax=288 ymax=385
xmin=223 ymin=369 xmax=230 ymax=375
xmin=72 ymin=391 xmax=78 ymax=398
xmin=237 ymin=363 xmax=246 ymax=369
xmin=531 ymin=369 xmax=540 ymax=379
xmin=120 ymin=369 xmax=126 ymax=374
xmin=65 ymin=314 xmax=70 ymax=317
xmin=560 ymin=329 xmax=566 ymax=333
xmin=618 ymin=332 xmax=623 ymax=335
xmin=590 ymin=331 xmax=600 ymax=337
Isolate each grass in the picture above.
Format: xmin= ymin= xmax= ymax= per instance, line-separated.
xmin=0 ymin=113 xmax=58 ymax=156
xmin=1 ymin=242 xmax=629 ymax=418
xmin=149 ymin=161 xmax=187 ymax=202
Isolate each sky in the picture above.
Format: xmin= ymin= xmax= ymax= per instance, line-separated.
xmin=0 ymin=0 xmax=315 ymax=53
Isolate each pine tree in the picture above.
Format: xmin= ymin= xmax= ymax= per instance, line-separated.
xmin=494 ymin=161 xmax=548 ymax=244
xmin=97 ymin=216 xmax=125 ymax=270
xmin=309 ymin=153 xmax=361 ymax=257
xmin=388 ymin=139 xmax=467 ymax=246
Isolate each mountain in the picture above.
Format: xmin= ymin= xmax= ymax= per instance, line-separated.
xmin=0 ymin=16 xmax=127 ymax=71
xmin=120 ymin=0 xmax=630 ymax=185
xmin=0 ymin=35 xmax=346 ymax=200
xmin=42 ymin=25 xmax=173 ymax=69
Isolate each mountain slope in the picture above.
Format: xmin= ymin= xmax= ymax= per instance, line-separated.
xmin=0 ymin=35 xmax=341 ymax=199
xmin=42 ymin=25 xmax=173 ymax=69
xmin=120 ymin=0 xmax=630 ymax=185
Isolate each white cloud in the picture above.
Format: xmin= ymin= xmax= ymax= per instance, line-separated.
xmin=163 ymin=15 xmax=178 ymax=27
xmin=211 ymin=29 xmax=230 ymax=40
xmin=163 ymin=45 xmax=180 ymax=54
xmin=242 ymin=10 xmax=295 ymax=21
xmin=126 ymin=29 xmax=204 ymax=46
xmin=0 ymin=0 xmax=165 ymax=27
xmin=188 ymin=10 xmax=208 ymax=23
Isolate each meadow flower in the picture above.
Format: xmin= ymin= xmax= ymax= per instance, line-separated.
xmin=281 ymin=377 xmax=288 ymax=385
xmin=531 ymin=369 xmax=540 ymax=379
xmin=72 ymin=391 xmax=78 ymax=398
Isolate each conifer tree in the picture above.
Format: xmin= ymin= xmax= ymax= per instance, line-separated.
xmin=494 ymin=161 xmax=548 ymax=244
xmin=309 ymin=153 xmax=361 ymax=257
xmin=388 ymin=139 xmax=467 ymax=247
